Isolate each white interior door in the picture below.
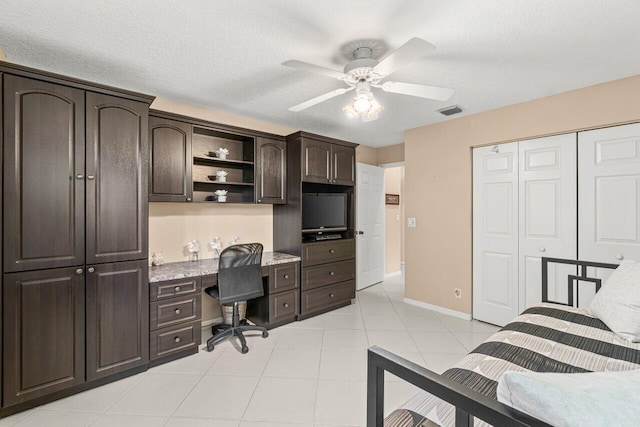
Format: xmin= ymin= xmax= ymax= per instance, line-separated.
xmin=579 ymin=123 xmax=640 ymax=265
xmin=519 ymin=134 xmax=577 ymax=309
xmin=473 ymin=143 xmax=520 ymax=326
xmin=356 ymin=163 xmax=385 ymax=290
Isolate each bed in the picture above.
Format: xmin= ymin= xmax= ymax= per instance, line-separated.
xmin=367 ymin=258 xmax=640 ymax=427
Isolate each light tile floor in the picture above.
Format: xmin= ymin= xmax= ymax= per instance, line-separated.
xmin=0 ymin=275 xmax=499 ymax=427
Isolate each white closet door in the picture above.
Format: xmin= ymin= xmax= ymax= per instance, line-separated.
xmin=519 ymin=134 xmax=577 ymax=309
xmin=579 ymin=123 xmax=640 ymax=264
xmin=473 ymin=142 xmax=519 ymax=326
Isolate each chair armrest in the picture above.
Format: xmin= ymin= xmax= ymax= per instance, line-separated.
xmin=366 ymin=346 xmax=551 ymax=427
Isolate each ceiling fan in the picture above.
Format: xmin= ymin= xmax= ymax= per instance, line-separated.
xmin=282 ymin=37 xmax=454 ymax=122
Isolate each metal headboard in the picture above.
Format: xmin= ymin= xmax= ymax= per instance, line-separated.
xmin=541 ymin=257 xmax=619 ymax=307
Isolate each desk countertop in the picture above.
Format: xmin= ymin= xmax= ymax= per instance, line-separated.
xmin=149 ymin=251 xmax=301 ymax=283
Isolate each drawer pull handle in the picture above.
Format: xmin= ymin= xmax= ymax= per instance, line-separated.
xmin=330 ymin=293 xmax=335 ymax=298
xmin=76 ymin=268 xmax=83 ymax=275
xmin=175 ymin=309 xmax=181 ymax=315
xmin=284 ymin=274 xmax=289 ymax=279
xmin=174 ymin=337 xmax=181 ymax=343
xmin=329 ymin=249 xmax=335 ymax=254
xmin=329 ymin=271 xmax=335 ymax=276
xmin=174 ymin=286 xmax=181 ymax=292
xmin=283 ymin=303 xmax=290 ymax=308
xmin=616 ymin=254 xmax=624 ymax=261
xmin=88 ymin=267 xmax=95 ymax=273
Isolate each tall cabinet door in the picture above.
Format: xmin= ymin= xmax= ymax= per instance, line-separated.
xmin=86 ymin=260 xmax=149 ymax=380
xmin=519 ymin=134 xmax=577 ymax=309
xmin=301 ymin=139 xmax=331 ymax=184
xmin=473 ymin=142 xmax=519 ymax=326
xmin=255 ymin=137 xmax=286 ymax=204
xmin=3 ymin=267 xmax=85 ymax=406
xmin=86 ymin=92 xmax=148 ymax=264
xmin=3 ymin=75 xmax=85 ymax=272
xmin=149 ymin=116 xmax=192 ymax=202
xmin=579 ymin=123 xmax=640 ymax=264
xmin=332 ymin=144 xmax=356 ymax=186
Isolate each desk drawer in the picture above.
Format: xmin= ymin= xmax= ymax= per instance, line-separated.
xmin=150 ymin=277 xmax=201 ymax=301
xmin=302 ymin=259 xmax=355 ymax=291
xmin=150 ymin=295 xmax=201 ymax=331
xmin=150 ymin=321 xmax=201 ymax=360
xmin=301 ymin=280 xmax=355 ymax=315
xmin=302 ymin=239 xmax=355 ymax=267
xmin=269 ymin=289 xmax=299 ymax=323
xmin=269 ymin=262 xmax=299 ymax=293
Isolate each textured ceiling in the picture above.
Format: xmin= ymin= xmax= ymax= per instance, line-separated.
xmin=1 ymin=0 xmax=639 ymax=147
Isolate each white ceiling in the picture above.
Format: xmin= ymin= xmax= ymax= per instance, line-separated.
xmin=1 ymin=1 xmax=639 ymax=147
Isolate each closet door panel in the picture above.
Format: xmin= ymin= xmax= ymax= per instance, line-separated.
xmin=473 ymin=142 xmax=519 ymax=326
xmin=579 ymin=123 xmax=640 ymax=264
xmin=519 ymin=134 xmax=577 ymax=309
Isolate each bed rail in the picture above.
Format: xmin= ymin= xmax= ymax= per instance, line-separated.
xmin=367 ymin=346 xmax=551 ymax=427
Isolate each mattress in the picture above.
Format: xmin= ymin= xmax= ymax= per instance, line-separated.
xmin=384 ymin=303 xmax=640 ymax=427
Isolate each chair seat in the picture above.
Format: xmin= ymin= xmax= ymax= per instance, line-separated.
xmin=204 ymin=286 xmax=219 ymax=299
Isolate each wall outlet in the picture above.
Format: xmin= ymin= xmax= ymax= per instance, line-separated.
xmin=454 ymin=288 xmax=462 ymax=299
xmin=407 ymin=217 xmax=416 ymax=228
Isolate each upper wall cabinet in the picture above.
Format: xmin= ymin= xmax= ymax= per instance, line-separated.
xmin=149 ymin=116 xmax=192 ymax=202
xmin=147 ymin=110 xmax=286 ymax=204
xmin=297 ymin=133 xmax=356 ymax=186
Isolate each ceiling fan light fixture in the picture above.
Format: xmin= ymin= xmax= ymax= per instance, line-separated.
xmin=343 ymin=90 xmax=383 ymax=122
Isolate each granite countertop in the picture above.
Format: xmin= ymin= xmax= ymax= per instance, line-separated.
xmin=149 ymin=251 xmax=300 ymax=283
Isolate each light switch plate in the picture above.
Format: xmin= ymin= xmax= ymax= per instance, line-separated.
xmin=407 ymin=217 xmax=416 ymax=228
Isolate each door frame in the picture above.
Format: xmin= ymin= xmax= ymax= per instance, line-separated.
xmin=379 ymin=162 xmax=405 ymax=278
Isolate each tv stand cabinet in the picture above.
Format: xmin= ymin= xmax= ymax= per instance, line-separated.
xmin=274 ymin=132 xmax=358 ymax=319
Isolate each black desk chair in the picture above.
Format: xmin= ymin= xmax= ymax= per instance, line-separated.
xmin=204 ymin=243 xmax=268 ymax=353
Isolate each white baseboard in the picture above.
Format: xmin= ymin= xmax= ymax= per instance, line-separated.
xmin=384 ymin=271 xmax=402 ymax=279
xmin=402 ymin=297 xmax=472 ymax=321
xmin=201 ymin=317 xmax=223 ymax=328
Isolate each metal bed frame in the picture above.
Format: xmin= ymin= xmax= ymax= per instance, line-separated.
xmin=366 ymin=257 xmax=619 ymax=427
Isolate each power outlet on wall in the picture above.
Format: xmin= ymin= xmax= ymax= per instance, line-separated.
xmin=454 ymin=288 xmax=462 ymax=299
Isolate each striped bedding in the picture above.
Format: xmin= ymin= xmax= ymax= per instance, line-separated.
xmin=384 ymin=303 xmax=640 ymax=427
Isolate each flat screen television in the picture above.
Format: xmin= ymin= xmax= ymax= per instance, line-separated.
xmin=302 ymin=193 xmax=348 ymax=233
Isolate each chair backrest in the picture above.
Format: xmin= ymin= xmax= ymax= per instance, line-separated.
xmin=216 ymin=243 xmax=264 ymax=305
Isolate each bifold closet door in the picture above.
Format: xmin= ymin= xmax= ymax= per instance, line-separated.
xmin=519 ymin=134 xmax=577 ymax=309
xmin=579 ymin=123 xmax=640 ymax=266
xmin=473 ymin=142 xmax=519 ymax=326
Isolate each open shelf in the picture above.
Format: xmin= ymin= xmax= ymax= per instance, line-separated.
xmin=193 ymin=156 xmax=254 ymax=166
xmin=193 ymin=180 xmax=254 ymax=187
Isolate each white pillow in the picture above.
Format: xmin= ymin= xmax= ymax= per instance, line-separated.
xmin=589 ymin=259 xmax=640 ymax=342
xmin=497 ymin=369 xmax=640 ymax=427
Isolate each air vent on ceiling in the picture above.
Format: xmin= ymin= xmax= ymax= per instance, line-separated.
xmin=438 ymin=105 xmax=463 ymax=116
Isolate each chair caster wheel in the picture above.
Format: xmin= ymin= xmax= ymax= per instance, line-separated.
xmin=262 ymin=331 xmax=269 ymax=338
xmin=241 ymin=346 xmax=249 ymax=354
xmin=207 ymin=344 xmax=214 ymax=352
xmin=239 ymin=318 xmax=248 ymax=326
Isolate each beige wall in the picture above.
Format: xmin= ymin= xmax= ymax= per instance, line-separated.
xmin=378 ymin=143 xmax=405 ymax=164
xmin=384 ymin=167 xmax=404 ymax=275
xmin=356 ymin=144 xmax=378 ymax=165
xmin=404 ymin=74 xmax=640 ymax=315
xmin=148 ymin=97 xmax=296 ymax=323
xmin=0 ymin=46 xmax=6 ymax=61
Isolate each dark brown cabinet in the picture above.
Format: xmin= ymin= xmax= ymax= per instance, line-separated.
xmin=149 ymin=115 xmax=192 ymax=202
xmin=3 ymin=75 xmax=86 ymax=272
xmin=1 ymin=63 xmax=153 ymax=414
xmin=86 ymin=92 xmax=148 ymax=264
xmin=86 ymin=260 xmax=149 ymax=381
xmin=256 ymin=137 xmax=286 ymax=204
xmin=3 ymin=267 xmax=85 ymax=406
xmin=300 ymin=135 xmax=355 ymax=186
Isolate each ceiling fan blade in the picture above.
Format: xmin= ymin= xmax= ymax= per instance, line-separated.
xmin=380 ymin=81 xmax=454 ymax=101
xmin=282 ymin=60 xmax=347 ymax=80
xmin=288 ymin=87 xmax=354 ymax=112
xmin=373 ymin=38 xmax=436 ymax=77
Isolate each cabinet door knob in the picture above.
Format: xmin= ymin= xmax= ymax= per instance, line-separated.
xmin=87 ymin=175 xmax=95 ymax=180
xmin=329 ymin=271 xmax=335 ymax=276
xmin=539 ymin=247 xmax=546 ymax=253
xmin=76 ymin=174 xmax=84 ymax=180
xmin=329 ymin=249 xmax=335 ymax=254
xmin=616 ymin=254 xmax=624 ymax=260
xmin=329 ymin=293 xmax=335 ymax=298
xmin=283 ymin=303 xmax=289 ymax=308
xmin=186 ymin=197 xmax=192 ymax=202
xmin=174 ymin=337 xmax=181 ymax=343
xmin=258 ymin=199 xmax=262 ymax=203
xmin=76 ymin=268 xmax=83 ymax=275
xmin=88 ymin=267 xmax=95 ymax=273
xmin=175 ymin=308 xmax=181 ymax=315
xmin=174 ymin=286 xmax=181 ymax=292
xmin=284 ymin=274 xmax=289 ymax=279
